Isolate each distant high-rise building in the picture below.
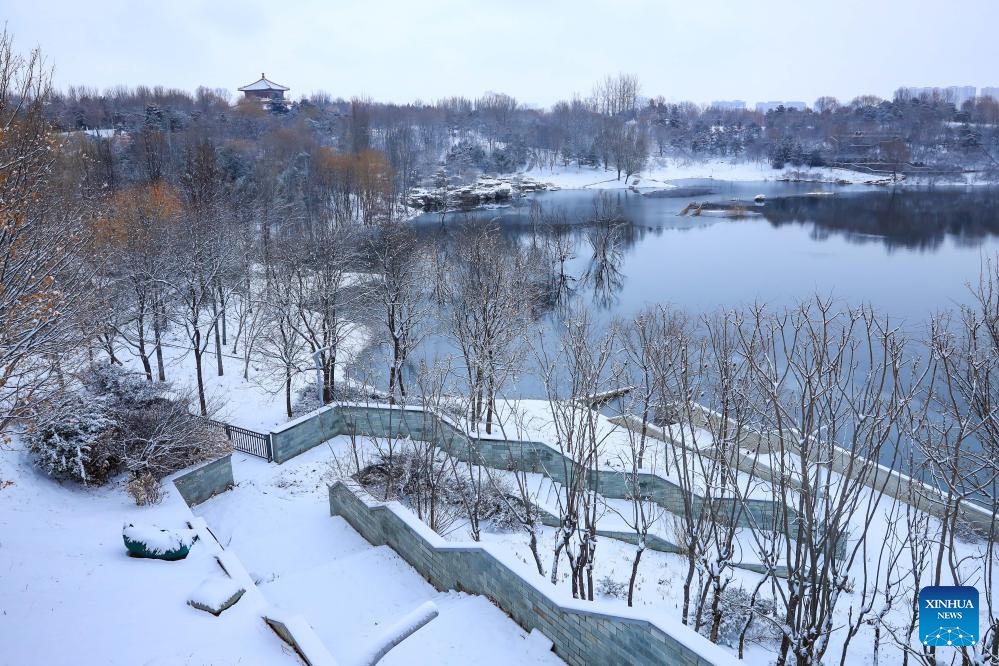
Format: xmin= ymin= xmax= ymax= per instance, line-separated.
xmin=945 ymin=86 xmax=977 ymax=107
xmin=900 ymin=85 xmax=978 ymax=107
xmin=981 ymin=87 xmax=999 ymax=101
xmin=709 ymin=100 xmax=746 ymax=110
xmin=755 ymin=101 xmax=784 ymax=113
xmin=754 ymin=101 xmax=807 ymax=113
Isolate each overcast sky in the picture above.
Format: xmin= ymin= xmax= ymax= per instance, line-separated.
xmin=7 ymin=0 xmax=999 ymax=108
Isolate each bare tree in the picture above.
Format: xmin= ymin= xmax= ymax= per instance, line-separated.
xmin=280 ymin=223 xmax=358 ymax=404
xmin=592 ymin=73 xmax=641 ymax=117
xmin=409 ymin=357 xmax=467 ymax=536
xmin=487 ymin=399 xmax=548 ymax=576
xmin=445 ymin=224 xmax=535 ymax=434
xmin=534 ymin=309 xmax=619 ymax=600
xmin=611 ymin=328 xmax=671 ymax=606
xmin=255 ymin=262 xmax=309 ymax=418
xmin=906 ymin=259 xmax=999 ymax=666
xmin=739 ymin=299 xmax=914 ymax=666
xmin=367 ymin=222 xmax=430 ymax=402
xmin=95 ymin=183 xmax=183 ymax=382
xmin=160 ymin=148 xmax=239 ymax=415
xmin=0 ymin=30 xmax=93 ymax=430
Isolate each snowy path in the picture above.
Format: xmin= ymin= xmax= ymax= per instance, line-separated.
xmin=0 ymin=445 xmax=291 ymax=666
xmin=196 ymin=448 xmax=565 ymax=666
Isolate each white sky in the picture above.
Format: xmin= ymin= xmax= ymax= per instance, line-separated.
xmin=7 ymin=0 xmax=999 ymax=108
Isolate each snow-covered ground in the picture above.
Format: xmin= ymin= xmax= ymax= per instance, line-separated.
xmin=362 ymin=431 xmax=999 ymax=666
xmin=519 ymin=157 xmax=990 ymax=190
xmin=196 ymin=446 xmax=565 ymax=666
xmin=16 ymin=287 xmax=999 ymax=665
xmin=116 ymin=320 xmax=369 ymax=433
xmin=10 ymin=351 xmax=997 ymax=665
xmin=0 ymin=435 xmax=564 ymax=665
xmin=0 ymin=442 xmax=290 ymax=665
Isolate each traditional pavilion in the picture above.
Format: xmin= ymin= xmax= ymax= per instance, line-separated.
xmin=238 ymin=73 xmax=290 ymax=100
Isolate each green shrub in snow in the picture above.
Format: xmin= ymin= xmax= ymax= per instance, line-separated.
xmin=27 ymin=399 xmax=119 ymax=484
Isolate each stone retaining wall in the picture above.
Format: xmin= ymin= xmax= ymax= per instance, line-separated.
xmin=335 ymin=403 xmax=790 ymax=530
xmin=329 ymin=480 xmax=736 ymax=666
xmin=172 ymin=455 xmax=234 ymax=507
xmin=270 ymin=406 xmax=346 ymax=463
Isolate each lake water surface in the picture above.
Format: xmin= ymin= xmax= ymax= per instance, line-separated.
xmin=415 ymin=181 xmax=999 ymax=328
xmin=350 ymin=182 xmax=999 ymax=400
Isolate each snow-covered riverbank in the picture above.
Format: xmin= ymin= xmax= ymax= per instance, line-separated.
xmin=518 ymin=158 xmax=990 ymax=190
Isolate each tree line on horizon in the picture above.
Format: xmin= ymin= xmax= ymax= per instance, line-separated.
xmin=47 ymin=72 xmax=999 ymax=187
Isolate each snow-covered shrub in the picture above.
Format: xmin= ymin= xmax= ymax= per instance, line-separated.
xmin=92 ymin=365 xmax=230 ymax=483
xmin=355 ymin=449 xmax=522 ymax=536
xmin=126 ymin=471 xmax=163 ymax=505
xmin=467 ymin=477 xmax=522 ymax=532
xmin=83 ymin=363 xmax=165 ymax=409
xmin=116 ymin=392 xmax=231 ymax=481
xmin=28 ymin=365 xmax=231 ymax=494
xmin=704 ymin=586 xmax=781 ymax=648
xmin=488 ymin=143 xmax=528 ymax=173
xmin=954 ymin=515 xmax=988 ymax=544
xmin=292 ymin=380 xmax=390 ymax=417
xmin=27 ymin=398 xmax=119 ymax=484
xmin=596 ymin=576 xmax=628 ymax=600
xmin=291 ymin=382 xmax=323 ymax=416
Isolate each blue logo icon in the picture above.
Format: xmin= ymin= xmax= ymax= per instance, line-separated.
xmin=920 ymin=586 xmax=979 ymax=647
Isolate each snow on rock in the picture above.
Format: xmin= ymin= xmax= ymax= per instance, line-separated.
xmin=188 ymin=576 xmax=245 ymax=616
xmin=407 ymin=175 xmax=554 ymax=211
xmin=122 ymin=523 xmax=198 ymax=556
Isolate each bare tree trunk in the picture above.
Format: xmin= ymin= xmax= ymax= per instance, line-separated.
xmin=153 ymin=295 xmax=166 ymax=381
xmin=209 ymin=291 xmax=224 ymax=377
xmin=217 ymin=279 xmax=227 ymax=346
xmin=135 ymin=303 xmax=153 ymax=382
xmin=627 ymin=545 xmax=644 ymax=607
xmin=192 ymin=327 xmax=207 ymax=416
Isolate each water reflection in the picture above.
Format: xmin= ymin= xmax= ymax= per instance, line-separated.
xmin=581 ymin=220 xmax=629 ymax=309
xmin=758 ymin=189 xmax=999 ymax=252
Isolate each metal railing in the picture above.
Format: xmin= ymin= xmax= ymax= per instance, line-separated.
xmin=198 ymin=416 xmax=272 ymax=461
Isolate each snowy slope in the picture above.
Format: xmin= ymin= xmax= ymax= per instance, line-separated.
xmin=0 ymin=442 xmax=289 ymax=665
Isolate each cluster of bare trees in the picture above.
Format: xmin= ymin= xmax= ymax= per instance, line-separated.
xmin=0 ymin=31 xmax=95 ymax=430
xmin=353 ymin=268 xmax=999 ymax=666
xmin=34 ymin=53 xmax=999 ymax=208
xmin=530 ymin=289 xmax=999 ymax=666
